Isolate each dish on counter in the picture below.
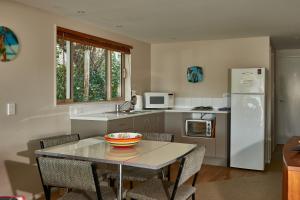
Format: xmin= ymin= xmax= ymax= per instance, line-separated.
xmin=104 ymin=132 xmax=142 ymax=148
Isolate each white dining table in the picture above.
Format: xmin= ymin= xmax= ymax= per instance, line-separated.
xmin=35 ymin=136 xmax=196 ymax=200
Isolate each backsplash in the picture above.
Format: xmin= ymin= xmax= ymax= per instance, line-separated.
xmin=69 ymin=96 xmax=230 ymax=117
xmin=69 ymin=101 xmax=121 ymax=117
xmin=174 ymin=96 xmax=230 ymax=109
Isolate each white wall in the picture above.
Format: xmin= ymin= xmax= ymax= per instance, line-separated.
xmin=0 ymin=0 xmax=150 ymax=198
xmin=275 ymin=49 xmax=300 ymax=144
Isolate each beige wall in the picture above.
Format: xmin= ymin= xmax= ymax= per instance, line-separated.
xmin=0 ymin=0 xmax=150 ymax=198
xmin=151 ymin=37 xmax=274 ymax=163
xmin=151 ymin=37 xmax=271 ymax=97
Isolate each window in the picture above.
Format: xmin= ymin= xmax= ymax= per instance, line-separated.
xmin=56 ymin=27 xmax=132 ymax=104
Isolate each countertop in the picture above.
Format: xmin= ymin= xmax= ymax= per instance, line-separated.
xmin=164 ymin=108 xmax=230 ymax=114
xmin=283 ymin=136 xmax=300 ymax=171
xmin=70 ymin=107 xmax=230 ymax=121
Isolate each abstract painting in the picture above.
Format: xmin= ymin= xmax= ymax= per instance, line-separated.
xmin=187 ymin=66 xmax=203 ymax=83
xmin=0 ymin=26 xmax=19 ymax=62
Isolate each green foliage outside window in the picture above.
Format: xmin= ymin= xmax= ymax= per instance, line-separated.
xmin=111 ymin=52 xmax=122 ymax=98
xmin=56 ymin=41 xmax=66 ymax=100
xmin=56 ymin=39 xmax=123 ymax=103
xmin=72 ymin=42 xmax=107 ymax=102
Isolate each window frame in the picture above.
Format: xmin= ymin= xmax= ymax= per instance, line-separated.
xmin=56 ymin=27 xmax=131 ymax=105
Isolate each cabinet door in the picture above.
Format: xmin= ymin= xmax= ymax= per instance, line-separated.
xmin=107 ymin=118 xmax=134 ymax=133
xmin=150 ymin=113 xmax=164 ymax=132
xmin=215 ymin=113 xmax=229 ymax=159
xmin=133 ymin=115 xmax=151 ymax=133
xmin=133 ymin=113 xmax=165 ymax=133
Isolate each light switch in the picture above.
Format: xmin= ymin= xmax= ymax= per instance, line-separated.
xmin=7 ymin=103 xmax=16 ymax=116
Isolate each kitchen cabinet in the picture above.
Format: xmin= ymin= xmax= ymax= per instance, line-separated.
xmin=108 ymin=117 xmax=134 ymax=133
xmin=133 ymin=113 xmax=164 ymax=133
xmin=71 ymin=119 xmax=108 ymax=139
xmin=71 ymin=110 xmax=229 ymax=166
xmin=165 ymin=112 xmax=230 ymax=166
xmin=71 ymin=112 xmax=164 ymax=139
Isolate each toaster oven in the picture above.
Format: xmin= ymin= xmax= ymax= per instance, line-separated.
xmin=185 ymin=118 xmax=215 ymax=138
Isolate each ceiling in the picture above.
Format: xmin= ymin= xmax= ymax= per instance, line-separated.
xmin=13 ymin=0 xmax=300 ymax=49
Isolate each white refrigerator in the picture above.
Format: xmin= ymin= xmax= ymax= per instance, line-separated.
xmin=230 ymin=68 xmax=266 ymax=171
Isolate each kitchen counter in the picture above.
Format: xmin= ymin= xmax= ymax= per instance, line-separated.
xmin=70 ymin=110 xmax=164 ymax=121
xmin=71 ymin=107 xmax=230 ymax=167
xmin=70 ymin=108 xmax=230 ymax=121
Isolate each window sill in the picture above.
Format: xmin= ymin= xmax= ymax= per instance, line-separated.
xmin=56 ymin=98 xmax=125 ymax=106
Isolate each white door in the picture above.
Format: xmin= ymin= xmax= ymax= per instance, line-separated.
xmin=230 ymin=94 xmax=265 ymax=170
xmin=276 ymin=50 xmax=300 ymax=143
xmin=231 ymin=68 xmax=265 ymax=94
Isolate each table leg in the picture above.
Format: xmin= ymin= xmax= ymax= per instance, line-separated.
xmin=118 ymin=164 xmax=123 ymax=200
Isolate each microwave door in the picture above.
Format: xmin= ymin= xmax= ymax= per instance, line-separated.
xmin=150 ymin=96 xmax=165 ymax=105
xmin=186 ymin=120 xmax=207 ymax=137
xmin=147 ymin=94 xmax=169 ymax=108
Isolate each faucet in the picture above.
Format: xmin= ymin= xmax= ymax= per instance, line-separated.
xmin=115 ymin=96 xmax=137 ymax=113
xmin=115 ymin=101 xmax=132 ymax=113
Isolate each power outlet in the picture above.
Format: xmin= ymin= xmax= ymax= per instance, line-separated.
xmin=7 ymin=103 xmax=16 ymax=116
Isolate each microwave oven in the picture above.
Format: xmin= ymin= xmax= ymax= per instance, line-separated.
xmin=185 ymin=118 xmax=215 ymax=138
xmin=144 ymin=92 xmax=174 ymax=109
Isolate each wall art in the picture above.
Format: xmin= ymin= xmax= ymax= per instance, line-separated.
xmin=187 ymin=66 xmax=203 ymax=83
xmin=0 ymin=26 xmax=19 ymax=62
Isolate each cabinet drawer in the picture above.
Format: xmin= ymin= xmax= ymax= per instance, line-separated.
xmin=107 ymin=118 xmax=134 ymax=133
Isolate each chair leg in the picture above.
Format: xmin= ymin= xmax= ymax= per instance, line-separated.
xmin=43 ymin=186 xmax=51 ymax=200
xmin=167 ymin=165 xmax=171 ymax=181
xmin=192 ymin=193 xmax=195 ymax=200
xmin=109 ymin=178 xmax=115 ymax=187
xmin=130 ymin=181 xmax=133 ymax=189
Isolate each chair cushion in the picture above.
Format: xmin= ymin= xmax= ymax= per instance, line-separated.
xmin=126 ymin=178 xmax=196 ymax=200
xmin=58 ymin=186 xmax=116 ymax=200
xmin=126 ymin=178 xmax=168 ymax=200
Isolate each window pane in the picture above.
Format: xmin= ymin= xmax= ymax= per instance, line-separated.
xmin=89 ymin=46 xmax=107 ymax=101
xmin=72 ymin=42 xmax=107 ymax=102
xmin=111 ymin=51 xmax=122 ymax=98
xmin=56 ymin=38 xmax=67 ymax=100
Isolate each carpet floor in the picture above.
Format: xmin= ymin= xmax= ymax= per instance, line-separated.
xmin=196 ymin=147 xmax=283 ymax=200
xmin=197 ymin=172 xmax=281 ymax=200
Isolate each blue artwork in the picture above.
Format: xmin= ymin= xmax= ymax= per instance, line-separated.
xmin=0 ymin=26 xmax=19 ymax=62
xmin=187 ymin=66 xmax=203 ymax=83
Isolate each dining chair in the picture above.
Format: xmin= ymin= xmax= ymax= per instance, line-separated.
xmin=36 ymin=156 xmax=117 ymax=200
xmin=125 ymin=145 xmax=206 ymax=200
xmin=107 ymin=133 xmax=174 ymax=188
xmin=39 ymin=134 xmax=112 ymax=185
xmin=40 ymin=133 xmax=80 ymax=149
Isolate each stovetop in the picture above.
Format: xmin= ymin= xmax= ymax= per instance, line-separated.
xmin=192 ymin=106 xmax=214 ymax=111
